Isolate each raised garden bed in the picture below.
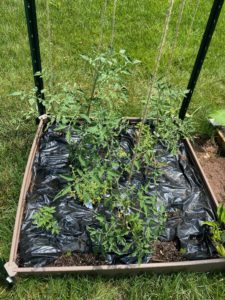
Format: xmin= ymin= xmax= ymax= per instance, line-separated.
xmin=4 ymin=117 xmax=225 ymax=277
xmin=3 ymin=0 xmax=225 ymax=280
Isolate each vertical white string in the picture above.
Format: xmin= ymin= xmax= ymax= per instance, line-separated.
xmin=110 ymin=0 xmax=118 ymax=49
xmin=128 ymin=0 xmax=175 ymax=181
xmin=88 ymin=0 xmax=110 ymax=115
xmin=142 ymin=0 xmax=175 ymax=123
xmin=46 ymin=0 xmax=53 ymax=88
xmin=99 ymin=0 xmax=109 ymax=50
xmin=168 ymin=0 xmax=187 ymax=72
xmin=184 ymin=0 xmax=201 ymax=53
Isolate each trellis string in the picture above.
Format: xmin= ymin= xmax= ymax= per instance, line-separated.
xmin=46 ymin=0 xmax=54 ymax=88
xmin=168 ymin=0 xmax=187 ymax=72
xmin=182 ymin=0 xmax=201 ymax=58
xmin=110 ymin=0 xmax=118 ymax=49
xmin=88 ymin=0 xmax=110 ymax=115
xmin=99 ymin=0 xmax=109 ymax=50
xmin=128 ymin=0 xmax=175 ymax=182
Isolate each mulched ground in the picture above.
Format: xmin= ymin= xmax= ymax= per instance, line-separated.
xmin=151 ymin=241 xmax=184 ymax=262
xmin=51 ymin=253 xmax=106 ymax=267
xmin=50 ymin=240 xmax=184 ymax=267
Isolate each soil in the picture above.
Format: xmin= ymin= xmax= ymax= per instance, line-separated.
xmin=49 ymin=241 xmax=184 ymax=267
xmin=151 ymin=241 xmax=184 ymax=262
xmin=193 ymin=137 xmax=225 ymax=203
xmin=51 ymin=253 xmax=107 ymax=267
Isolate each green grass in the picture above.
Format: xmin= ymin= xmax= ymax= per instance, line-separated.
xmin=0 ymin=273 xmax=225 ymax=300
xmin=0 ymin=0 xmax=225 ymax=299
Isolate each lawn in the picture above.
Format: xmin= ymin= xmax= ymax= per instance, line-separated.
xmin=0 ymin=0 xmax=225 ymax=299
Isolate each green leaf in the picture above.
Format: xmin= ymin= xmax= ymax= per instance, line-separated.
xmin=10 ymin=91 xmax=23 ymax=96
xmin=78 ymin=155 xmax=86 ymax=167
xmin=54 ymin=124 xmax=68 ymax=131
xmin=220 ymin=232 xmax=225 ymax=243
xmin=34 ymin=71 xmax=42 ymax=77
xmin=80 ymin=113 xmax=91 ymax=124
xmin=201 ymin=221 xmax=217 ymax=228
xmin=96 ymin=215 xmax=105 ymax=223
xmin=66 ymin=130 xmax=71 ymax=143
xmin=217 ymin=204 xmax=225 ymax=224
xmin=209 ymin=109 xmax=225 ymax=126
xmin=54 ymin=185 xmax=72 ymax=200
xmin=32 ymin=205 xmax=59 ymax=235
xmin=60 ymin=175 xmax=74 ymax=182
xmin=80 ymin=54 xmax=90 ymax=62
xmin=119 ymin=49 xmax=126 ymax=55
xmin=216 ymin=244 xmax=225 ymax=257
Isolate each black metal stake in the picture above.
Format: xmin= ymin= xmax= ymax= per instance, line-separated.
xmin=24 ymin=0 xmax=46 ymax=116
xmin=179 ymin=0 xmax=224 ymax=120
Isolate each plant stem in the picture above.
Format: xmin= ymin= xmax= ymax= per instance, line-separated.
xmin=87 ymin=71 xmax=99 ymax=116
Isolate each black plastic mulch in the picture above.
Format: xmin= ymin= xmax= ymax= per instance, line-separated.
xmin=19 ymin=125 xmax=215 ymax=267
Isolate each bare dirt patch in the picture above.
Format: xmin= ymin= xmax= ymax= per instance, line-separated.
xmin=151 ymin=241 xmax=184 ymax=262
xmin=193 ymin=138 xmax=225 ymax=203
xmin=51 ymin=253 xmax=106 ymax=267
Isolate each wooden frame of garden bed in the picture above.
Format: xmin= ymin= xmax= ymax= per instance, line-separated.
xmin=4 ymin=116 xmax=225 ymax=278
xmin=216 ymin=129 xmax=225 ymax=152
